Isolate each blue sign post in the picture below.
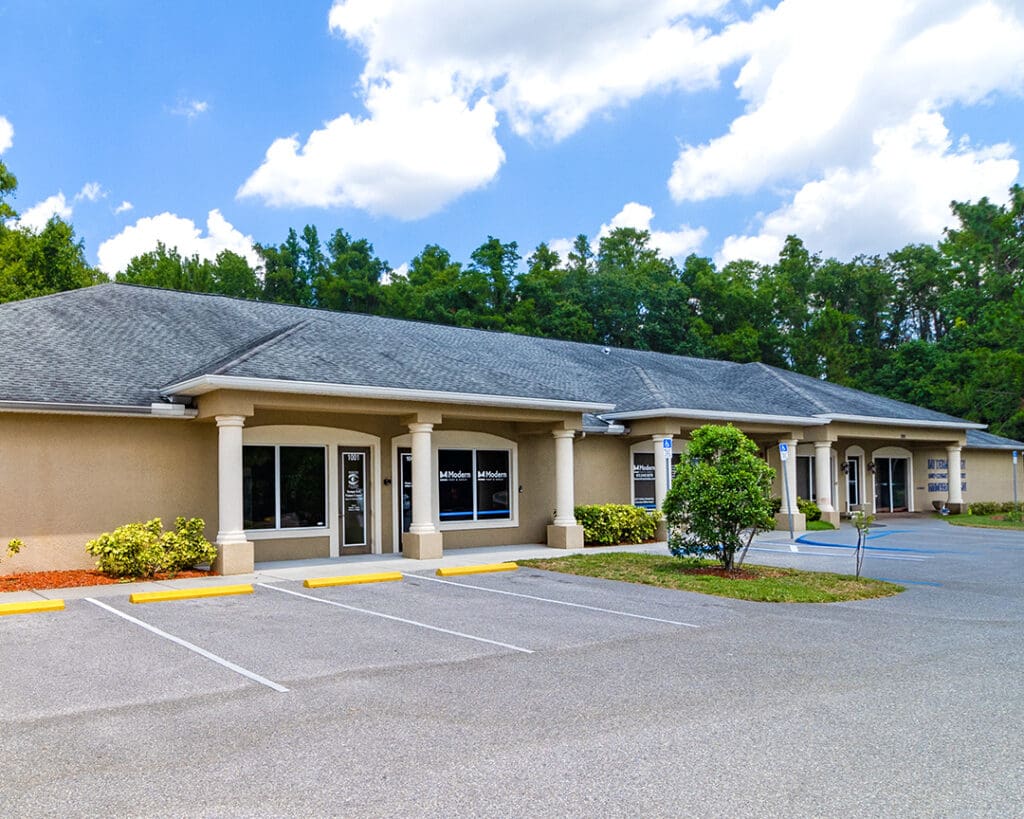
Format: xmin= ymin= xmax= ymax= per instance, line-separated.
xmin=662 ymin=437 xmax=673 ymax=492
xmin=779 ymin=443 xmax=794 ymax=538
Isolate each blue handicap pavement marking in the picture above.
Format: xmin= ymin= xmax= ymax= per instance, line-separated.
xmin=794 ymin=531 xmax=941 ymax=555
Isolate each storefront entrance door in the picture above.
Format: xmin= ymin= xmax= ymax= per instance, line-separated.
xmin=874 ymin=457 xmax=909 ymax=512
xmin=340 ymin=447 xmax=371 ymax=554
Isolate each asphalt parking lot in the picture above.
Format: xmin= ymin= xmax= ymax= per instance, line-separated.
xmin=1 ymin=518 xmax=1022 ymax=817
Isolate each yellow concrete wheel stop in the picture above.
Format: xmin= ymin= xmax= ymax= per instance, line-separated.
xmin=436 ymin=563 xmax=518 ymax=577
xmin=0 ymin=599 xmax=65 ymax=617
xmin=304 ymin=572 xmax=403 ymax=588
xmin=129 ymin=584 xmax=254 ymax=604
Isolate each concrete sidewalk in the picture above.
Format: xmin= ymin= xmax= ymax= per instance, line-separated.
xmin=0 ymin=540 xmax=674 ymax=604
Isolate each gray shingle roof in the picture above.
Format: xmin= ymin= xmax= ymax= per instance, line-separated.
xmin=966 ymin=429 xmax=1024 ymax=449
xmin=0 ymin=284 xmax=977 ymax=427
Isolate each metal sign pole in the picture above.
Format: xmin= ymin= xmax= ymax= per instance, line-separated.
xmin=1014 ymin=451 xmax=1019 ymax=509
xmin=663 ymin=437 xmax=673 ymax=491
xmin=779 ymin=443 xmax=794 ymax=538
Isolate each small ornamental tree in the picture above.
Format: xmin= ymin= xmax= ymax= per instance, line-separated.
xmin=663 ymin=424 xmax=776 ymax=572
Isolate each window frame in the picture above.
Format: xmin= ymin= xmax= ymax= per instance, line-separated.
xmin=436 ymin=447 xmax=513 ymax=526
xmin=243 ymin=443 xmax=329 ymax=533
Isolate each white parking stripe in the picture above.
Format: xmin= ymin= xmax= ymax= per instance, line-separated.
xmin=257 ymin=583 xmax=535 ymax=654
xmin=85 ymin=598 xmax=289 ymax=693
xmin=406 ymin=574 xmax=700 ymax=628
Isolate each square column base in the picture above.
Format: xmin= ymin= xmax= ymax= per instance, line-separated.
xmin=547 ymin=524 xmax=585 ymax=549
xmin=402 ymin=531 xmax=444 ymax=560
xmin=820 ymin=509 xmax=841 ymax=527
xmin=213 ymin=541 xmax=255 ymax=575
xmin=774 ymin=512 xmax=807 ymax=533
xmin=655 ymin=520 xmax=669 ymax=542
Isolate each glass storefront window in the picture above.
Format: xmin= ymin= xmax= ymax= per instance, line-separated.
xmin=243 ymin=446 xmax=276 ymax=529
xmin=243 ymin=445 xmax=326 ymax=530
xmin=476 ymin=450 xmax=511 ymax=520
xmin=438 ymin=449 xmax=475 ymax=521
xmin=632 ymin=452 xmax=655 ymax=508
xmin=437 ymin=448 xmax=511 ymax=523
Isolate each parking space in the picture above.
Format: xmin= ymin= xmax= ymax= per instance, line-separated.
xmin=0 ymin=564 xmax=714 ymax=722
xmin=2 ymin=521 xmax=1022 ymax=816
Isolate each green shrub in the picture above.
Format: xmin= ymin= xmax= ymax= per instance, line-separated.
xmin=968 ymin=501 xmax=1020 ymax=516
xmin=86 ymin=517 xmax=215 ymax=578
xmin=161 ymin=517 xmax=218 ymax=572
xmin=574 ymin=504 xmax=659 ymax=545
xmin=797 ymin=498 xmax=822 ymax=521
xmin=3 ymin=537 xmax=24 ymax=567
xmin=770 ymin=497 xmax=782 ymax=515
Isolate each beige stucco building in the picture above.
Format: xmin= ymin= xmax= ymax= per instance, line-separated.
xmin=2 ymin=285 xmax=1021 ymax=575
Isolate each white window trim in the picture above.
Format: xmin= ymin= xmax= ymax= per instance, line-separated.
xmin=391 ymin=431 xmax=519 ymax=548
xmin=243 ymin=425 xmax=382 ymax=556
xmin=844 ymin=446 xmax=866 ymax=512
xmin=869 ymin=446 xmax=914 ymax=513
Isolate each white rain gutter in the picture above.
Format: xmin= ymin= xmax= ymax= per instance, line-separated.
xmin=0 ymin=400 xmax=196 ymax=419
xmin=816 ymin=413 xmax=985 ymax=430
xmin=162 ymin=374 xmax=615 ymax=414
xmin=602 ymin=408 xmax=827 ymax=426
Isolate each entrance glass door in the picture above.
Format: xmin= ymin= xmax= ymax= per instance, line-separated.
xmin=846 ymin=456 xmax=860 ymax=510
xmin=340 ymin=447 xmax=371 ymax=554
xmin=398 ymin=447 xmax=412 ymax=552
xmin=874 ymin=457 xmax=909 ymax=512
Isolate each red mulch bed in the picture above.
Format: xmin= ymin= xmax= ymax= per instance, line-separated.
xmin=0 ymin=568 xmax=217 ymax=592
xmin=681 ymin=566 xmax=758 ymax=580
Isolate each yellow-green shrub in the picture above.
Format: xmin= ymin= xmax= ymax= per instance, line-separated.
xmin=574 ymin=504 xmax=660 ymax=545
xmin=86 ymin=517 xmax=216 ymax=578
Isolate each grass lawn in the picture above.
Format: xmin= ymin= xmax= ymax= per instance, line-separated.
xmin=805 ymin=520 xmax=836 ymax=531
xmin=517 ymin=552 xmax=903 ymax=603
xmin=941 ymin=513 xmax=1024 ymax=530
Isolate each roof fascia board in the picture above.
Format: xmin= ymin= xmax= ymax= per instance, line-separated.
xmin=0 ymin=400 xmax=197 ymax=419
xmin=603 ymin=408 xmax=826 ymax=426
xmin=163 ymin=374 xmax=615 ymax=414
xmin=817 ymin=413 xmax=984 ymax=430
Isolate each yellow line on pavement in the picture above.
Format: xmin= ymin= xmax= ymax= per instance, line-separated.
xmin=436 ymin=563 xmax=518 ymax=577
xmin=129 ymin=584 xmax=254 ymax=604
xmin=0 ymin=599 xmax=65 ymax=617
xmin=303 ymin=572 xmax=403 ymax=588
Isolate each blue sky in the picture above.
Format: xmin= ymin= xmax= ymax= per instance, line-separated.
xmin=1 ymin=1 xmax=1022 ymax=277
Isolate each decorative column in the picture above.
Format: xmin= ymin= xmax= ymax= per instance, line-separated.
xmin=774 ymin=437 xmax=807 ymax=533
xmin=813 ymin=441 xmax=839 ymax=526
xmin=946 ymin=445 xmax=964 ymax=512
xmin=547 ymin=430 xmax=585 ymax=549
xmin=402 ymin=422 xmax=443 ymax=559
xmin=214 ymin=415 xmax=254 ymax=575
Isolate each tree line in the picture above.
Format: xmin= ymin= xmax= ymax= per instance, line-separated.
xmin=2 ymin=157 xmax=1022 ymax=439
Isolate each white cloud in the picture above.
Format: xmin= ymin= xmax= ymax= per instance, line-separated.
xmin=597 ymin=202 xmax=707 ymax=260
xmin=670 ymin=0 xmax=1024 ymax=203
xmin=0 ymin=116 xmax=12 ymax=154
xmin=241 ymin=0 xmax=732 ymax=218
xmin=114 ymin=200 xmax=134 ymax=215
xmin=171 ymin=98 xmax=210 ymax=120
xmin=718 ymin=112 xmax=1018 ymax=264
xmin=551 ymin=201 xmax=707 ymax=262
xmin=97 ymin=209 xmax=260 ymax=274
xmin=239 ymin=76 xmax=505 ymax=219
xmin=75 ymin=182 xmax=105 ymax=202
xmin=16 ymin=192 xmax=73 ymax=231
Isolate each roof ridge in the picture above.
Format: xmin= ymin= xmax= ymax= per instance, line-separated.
xmin=751 ymin=362 xmax=829 ymax=414
xmin=161 ymin=320 xmax=312 ymax=389
xmin=632 ymin=365 xmax=671 ymax=409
